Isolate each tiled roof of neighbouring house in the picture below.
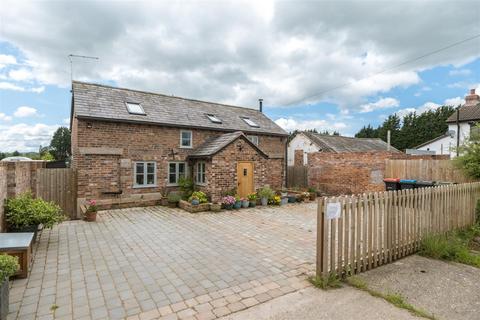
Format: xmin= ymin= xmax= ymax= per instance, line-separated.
xmin=446 ymin=89 xmax=480 ymax=123
xmin=72 ymin=81 xmax=287 ymax=136
xmin=302 ymin=131 xmax=400 ymax=153
xmin=188 ymin=131 xmax=268 ymax=158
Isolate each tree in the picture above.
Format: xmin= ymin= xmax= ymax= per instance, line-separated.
xmin=454 ymin=124 xmax=480 ymax=179
xmin=49 ymin=127 xmax=71 ymax=160
xmin=12 ymin=151 xmax=20 ymax=156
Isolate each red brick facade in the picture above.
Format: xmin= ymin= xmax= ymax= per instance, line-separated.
xmin=294 ymin=150 xmax=304 ymax=166
xmin=71 ymin=118 xmax=286 ymax=206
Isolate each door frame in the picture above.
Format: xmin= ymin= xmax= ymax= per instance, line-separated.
xmin=237 ymin=161 xmax=254 ymax=198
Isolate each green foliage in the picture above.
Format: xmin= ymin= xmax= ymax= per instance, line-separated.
xmin=188 ymin=191 xmax=208 ymax=203
xmin=307 ymin=186 xmax=317 ymax=193
xmin=257 ymin=186 xmax=274 ymax=199
xmin=0 ymin=255 xmax=19 ymax=280
xmin=167 ymin=193 xmax=181 ymax=203
xmin=40 ymin=151 xmax=55 ymax=161
xmin=247 ymin=193 xmax=257 ymax=201
xmin=223 ymin=188 xmax=237 ymax=197
xmin=476 ymin=200 xmax=480 ymax=223
xmin=49 ymin=127 xmax=71 ymax=160
xmin=355 ymin=106 xmax=455 ymax=151
xmin=178 ymin=177 xmax=194 ymax=199
xmin=454 ymin=124 xmax=480 ymax=179
xmin=308 ymin=273 xmax=342 ymax=290
xmin=5 ymin=192 xmax=64 ymax=229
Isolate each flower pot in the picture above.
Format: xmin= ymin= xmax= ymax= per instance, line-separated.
xmin=234 ymin=201 xmax=242 ymax=209
xmin=0 ymin=278 xmax=9 ymax=320
xmin=261 ymin=197 xmax=268 ymax=206
xmin=84 ymin=210 xmax=97 ymax=222
xmin=224 ymin=204 xmax=234 ymax=210
xmin=210 ymin=203 xmax=222 ymax=212
xmin=281 ymin=197 xmax=288 ymax=205
xmin=241 ymin=200 xmax=249 ymax=208
xmin=191 ymin=199 xmax=200 ymax=206
xmin=288 ymin=195 xmax=297 ymax=203
xmin=160 ymin=197 xmax=169 ymax=206
xmin=249 ymin=201 xmax=256 ymax=208
xmin=168 ymin=202 xmax=178 ymax=208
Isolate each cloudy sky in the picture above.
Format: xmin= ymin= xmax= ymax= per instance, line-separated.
xmin=0 ymin=0 xmax=479 ymax=152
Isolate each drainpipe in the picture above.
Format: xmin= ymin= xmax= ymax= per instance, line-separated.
xmin=387 ymin=130 xmax=391 ymax=151
xmin=284 ymin=137 xmax=288 ymax=189
xmin=456 ymin=106 xmax=460 ymax=157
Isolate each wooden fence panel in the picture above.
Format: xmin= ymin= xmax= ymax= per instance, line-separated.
xmin=36 ymin=168 xmax=77 ymax=219
xmin=287 ymin=166 xmax=308 ymax=188
xmin=317 ymin=182 xmax=480 ymax=278
xmin=385 ymin=159 xmax=474 ymax=183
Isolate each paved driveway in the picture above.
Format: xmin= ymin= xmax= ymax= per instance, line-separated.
xmin=9 ymin=203 xmax=317 ymax=320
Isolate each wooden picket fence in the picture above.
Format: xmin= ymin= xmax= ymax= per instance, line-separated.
xmin=316 ymin=182 xmax=480 ymax=278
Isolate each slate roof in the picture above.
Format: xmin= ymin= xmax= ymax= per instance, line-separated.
xmin=302 ymin=132 xmax=400 ymax=153
xmin=446 ymin=103 xmax=480 ymax=123
xmin=72 ymin=81 xmax=287 ymax=136
xmin=188 ymin=131 xmax=268 ymax=158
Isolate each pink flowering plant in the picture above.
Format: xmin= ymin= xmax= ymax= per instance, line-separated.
xmin=86 ymin=199 xmax=98 ymax=213
xmin=222 ymin=196 xmax=236 ymax=206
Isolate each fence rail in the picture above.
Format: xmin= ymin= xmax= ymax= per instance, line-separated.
xmin=287 ymin=166 xmax=308 ymax=188
xmin=36 ymin=168 xmax=77 ymax=219
xmin=316 ymin=182 xmax=480 ymax=278
xmin=385 ymin=159 xmax=473 ymax=183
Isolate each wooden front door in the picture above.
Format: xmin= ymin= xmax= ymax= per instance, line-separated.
xmin=237 ymin=161 xmax=254 ymax=198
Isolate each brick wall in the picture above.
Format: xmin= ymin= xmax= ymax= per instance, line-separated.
xmin=294 ymin=150 xmax=303 ymax=166
xmin=72 ymin=118 xmax=286 ymax=206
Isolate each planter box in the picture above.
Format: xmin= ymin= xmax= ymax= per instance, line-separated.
xmin=0 ymin=279 xmax=8 ymax=320
xmin=0 ymin=233 xmax=33 ymax=279
xmin=179 ymin=200 xmax=210 ymax=213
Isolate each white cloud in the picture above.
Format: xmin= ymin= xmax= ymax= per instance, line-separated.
xmin=396 ymin=102 xmax=440 ymax=119
xmin=8 ymin=68 xmax=34 ymax=81
xmin=275 ymin=117 xmax=347 ymax=133
xmin=0 ymin=81 xmax=45 ymax=93
xmin=63 ymin=118 xmax=70 ymax=125
xmin=449 ymin=69 xmax=471 ymax=76
xmin=359 ymin=97 xmax=399 ymax=113
xmin=14 ymin=106 xmax=38 ymax=118
xmin=0 ymin=54 xmax=17 ymax=69
xmin=444 ymin=97 xmax=464 ymax=106
xmin=0 ymin=123 xmax=60 ymax=152
xmin=0 ymin=113 xmax=12 ymax=122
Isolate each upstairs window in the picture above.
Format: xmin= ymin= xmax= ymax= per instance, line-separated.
xmin=126 ymin=102 xmax=145 ymax=115
xmin=134 ymin=162 xmax=156 ymax=187
xmin=206 ymin=114 xmax=222 ymax=124
xmin=241 ymin=117 xmax=259 ymax=127
xmin=247 ymin=135 xmax=259 ymax=145
xmin=180 ymin=130 xmax=192 ymax=148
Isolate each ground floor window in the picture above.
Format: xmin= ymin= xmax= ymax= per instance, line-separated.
xmin=168 ymin=162 xmax=187 ymax=185
xmin=134 ymin=161 xmax=156 ymax=187
xmin=196 ymin=162 xmax=206 ymax=184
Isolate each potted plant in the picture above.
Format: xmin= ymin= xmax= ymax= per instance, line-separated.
xmin=234 ymin=195 xmax=242 ymax=209
xmin=210 ymin=203 xmax=222 ymax=212
xmin=280 ymin=195 xmax=288 ymax=205
xmin=247 ymin=193 xmax=257 ymax=207
xmin=167 ymin=193 xmax=181 ymax=208
xmin=258 ymin=187 xmax=274 ymax=206
xmin=0 ymin=255 xmax=19 ymax=320
xmin=189 ymin=191 xmax=208 ymax=204
xmin=190 ymin=196 xmax=200 ymax=205
xmin=5 ymin=192 xmax=64 ymax=241
xmin=288 ymin=194 xmax=297 ymax=203
xmin=84 ymin=199 xmax=98 ymax=222
xmin=241 ymin=197 xmax=249 ymax=208
xmin=308 ymin=187 xmax=317 ymax=201
xmin=222 ymin=196 xmax=235 ymax=210
xmin=269 ymin=195 xmax=281 ymax=205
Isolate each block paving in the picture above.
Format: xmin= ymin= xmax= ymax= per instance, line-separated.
xmin=9 ymin=203 xmax=317 ymax=320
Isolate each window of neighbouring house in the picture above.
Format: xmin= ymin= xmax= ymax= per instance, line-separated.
xmin=180 ymin=130 xmax=192 ymax=148
xmin=241 ymin=117 xmax=259 ymax=127
xmin=196 ymin=162 xmax=206 ymax=184
xmin=206 ymin=114 xmax=222 ymax=124
xmin=126 ymin=102 xmax=146 ymax=115
xmin=168 ymin=162 xmax=187 ymax=185
xmin=134 ymin=161 xmax=156 ymax=187
xmin=247 ymin=135 xmax=259 ymax=145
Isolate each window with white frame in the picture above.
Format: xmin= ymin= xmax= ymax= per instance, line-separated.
xmin=134 ymin=161 xmax=156 ymax=187
xmin=126 ymin=102 xmax=146 ymax=115
xmin=196 ymin=162 xmax=206 ymax=184
xmin=247 ymin=135 xmax=259 ymax=145
xmin=180 ymin=130 xmax=192 ymax=148
xmin=168 ymin=162 xmax=187 ymax=185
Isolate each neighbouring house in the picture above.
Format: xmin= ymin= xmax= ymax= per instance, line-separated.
xmin=288 ymin=131 xmax=398 ymax=166
xmin=415 ymin=88 xmax=480 ymax=157
xmin=70 ymin=81 xmax=288 ymax=208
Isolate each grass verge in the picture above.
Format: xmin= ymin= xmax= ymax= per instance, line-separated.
xmin=418 ymin=225 xmax=480 ymax=268
xmin=346 ymin=276 xmax=436 ymax=320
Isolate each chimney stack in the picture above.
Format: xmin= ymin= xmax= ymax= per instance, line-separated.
xmin=465 ymin=88 xmax=480 ymax=106
xmin=259 ymin=99 xmax=263 ymax=113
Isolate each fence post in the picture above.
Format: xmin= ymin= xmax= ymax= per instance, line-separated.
xmin=316 ymin=197 xmax=326 ymax=278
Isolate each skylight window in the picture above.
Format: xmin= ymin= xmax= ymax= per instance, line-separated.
xmin=126 ymin=102 xmax=145 ymax=115
xmin=206 ymin=114 xmax=222 ymax=124
xmin=241 ymin=117 xmax=259 ymax=128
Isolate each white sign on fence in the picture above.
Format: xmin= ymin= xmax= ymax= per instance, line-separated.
xmin=326 ymin=202 xmax=341 ymax=219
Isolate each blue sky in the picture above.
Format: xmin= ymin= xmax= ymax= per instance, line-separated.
xmin=0 ymin=1 xmax=479 ymax=152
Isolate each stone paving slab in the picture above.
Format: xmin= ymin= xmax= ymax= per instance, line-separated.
xmin=9 ymin=203 xmax=317 ymax=320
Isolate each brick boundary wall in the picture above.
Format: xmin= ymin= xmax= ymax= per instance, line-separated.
xmin=294 ymin=150 xmax=304 ymax=166
xmin=307 ymin=152 xmax=449 ymax=196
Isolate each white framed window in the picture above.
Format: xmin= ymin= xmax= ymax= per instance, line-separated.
xmin=206 ymin=114 xmax=222 ymax=124
xmin=126 ymin=102 xmax=146 ymax=115
xmin=247 ymin=135 xmax=259 ymax=146
xmin=241 ymin=117 xmax=259 ymax=127
xmin=180 ymin=130 xmax=192 ymax=148
xmin=196 ymin=162 xmax=206 ymax=184
xmin=168 ymin=162 xmax=187 ymax=185
xmin=134 ymin=161 xmax=156 ymax=187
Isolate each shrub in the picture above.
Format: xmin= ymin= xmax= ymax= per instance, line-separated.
xmin=167 ymin=193 xmax=181 ymax=203
xmin=188 ymin=191 xmax=208 ymax=203
xmin=222 ymin=196 xmax=235 ymax=206
xmin=307 ymin=187 xmax=317 ymax=194
xmin=247 ymin=193 xmax=257 ymax=201
xmin=0 ymin=255 xmax=19 ymax=280
xmin=257 ymin=187 xmax=274 ymax=199
xmin=178 ymin=177 xmax=194 ymax=199
xmin=5 ymin=192 xmax=64 ymax=230
xmin=268 ymin=195 xmax=281 ymax=205
xmin=476 ymin=200 xmax=480 ymax=224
